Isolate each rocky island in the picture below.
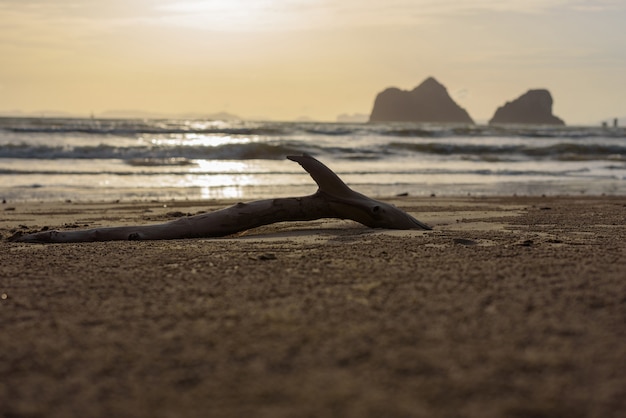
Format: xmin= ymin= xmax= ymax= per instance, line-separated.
xmin=489 ymin=89 xmax=565 ymax=125
xmin=369 ymin=77 xmax=474 ymax=124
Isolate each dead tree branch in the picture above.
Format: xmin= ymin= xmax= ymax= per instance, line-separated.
xmin=9 ymin=154 xmax=431 ymax=243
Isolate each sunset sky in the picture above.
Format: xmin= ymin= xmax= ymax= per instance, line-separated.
xmin=1 ymin=0 xmax=625 ymax=124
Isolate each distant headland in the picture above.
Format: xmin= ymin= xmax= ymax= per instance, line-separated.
xmin=0 ymin=109 xmax=242 ymax=121
xmin=369 ymin=77 xmax=566 ymax=126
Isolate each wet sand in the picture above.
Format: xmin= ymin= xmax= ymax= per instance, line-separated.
xmin=1 ymin=196 xmax=625 ymax=417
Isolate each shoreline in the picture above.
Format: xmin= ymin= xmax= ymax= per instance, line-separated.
xmin=2 ymin=181 xmax=626 ymax=205
xmin=1 ymin=196 xmax=625 ymax=417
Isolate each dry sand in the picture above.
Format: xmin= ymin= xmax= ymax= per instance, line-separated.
xmin=1 ymin=196 xmax=625 ymax=417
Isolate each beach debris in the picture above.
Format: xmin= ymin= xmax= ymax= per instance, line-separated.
xmin=63 ymin=223 xmax=82 ymax=229
xmin=453 ymin=238 xmax=478 ymax=246
xmin=7 ymin=231 xmax=24 ymax=241
xmin=546 ymin=238 xmax=563 ymax=244
xmin=7 ymin=155 xmax=432 ymax=243
xmin=258 ymin=253 xmax=277 ymax=261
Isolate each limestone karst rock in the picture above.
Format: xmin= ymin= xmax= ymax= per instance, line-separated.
xmin=369 ymin=77 xmax=474 ymax=124
xmin=489 ymin=89 xmax=565 ymax=125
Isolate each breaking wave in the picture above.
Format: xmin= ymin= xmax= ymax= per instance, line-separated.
xmin=0 ymin=142 xmax=308 ymax=161
xmin=2 ymin=117 xmax=625 ymax=139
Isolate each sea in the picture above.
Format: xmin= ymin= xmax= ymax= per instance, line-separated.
xmin=1 ymin=117 xmax=625 ymax=202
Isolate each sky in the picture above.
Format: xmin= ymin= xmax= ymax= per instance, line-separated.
xmin=1 ymin=0 xmax=625 ymax=124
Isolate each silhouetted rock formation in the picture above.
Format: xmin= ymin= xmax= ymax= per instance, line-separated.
xmin=369 ymin=77 xmax=474 ymax=124
xmin=370 ymin=77 xmax=474 ymax=124
xmin=489 ymin=89 xmax=565 ymax=125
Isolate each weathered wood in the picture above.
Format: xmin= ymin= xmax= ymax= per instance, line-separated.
xmin=8 ymin=154 xmax=431 ymax=243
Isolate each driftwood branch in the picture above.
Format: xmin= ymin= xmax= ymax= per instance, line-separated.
xmin=9 ymin=154 xmax=431 ymax=243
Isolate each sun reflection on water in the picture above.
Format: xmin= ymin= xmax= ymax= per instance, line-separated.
xmin=186 ymin=160 xmax=265 ymax=199
xmin=200 ymin=185 xmax=244 ymax=200
xmin=191 ymin=160 xmax=252 ymax=173
xmin=147 ymin=134 xmax=255 ymax=148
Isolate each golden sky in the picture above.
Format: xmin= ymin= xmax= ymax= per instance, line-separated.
xmin=1 ymin=0 xmax=625 ymax=124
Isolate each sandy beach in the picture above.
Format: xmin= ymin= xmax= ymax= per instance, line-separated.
xmin=1 ymin=195 xmax=624 ymax=417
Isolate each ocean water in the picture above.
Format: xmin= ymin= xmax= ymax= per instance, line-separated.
xmin=1 ymin=117 xmax=625 ymax=202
